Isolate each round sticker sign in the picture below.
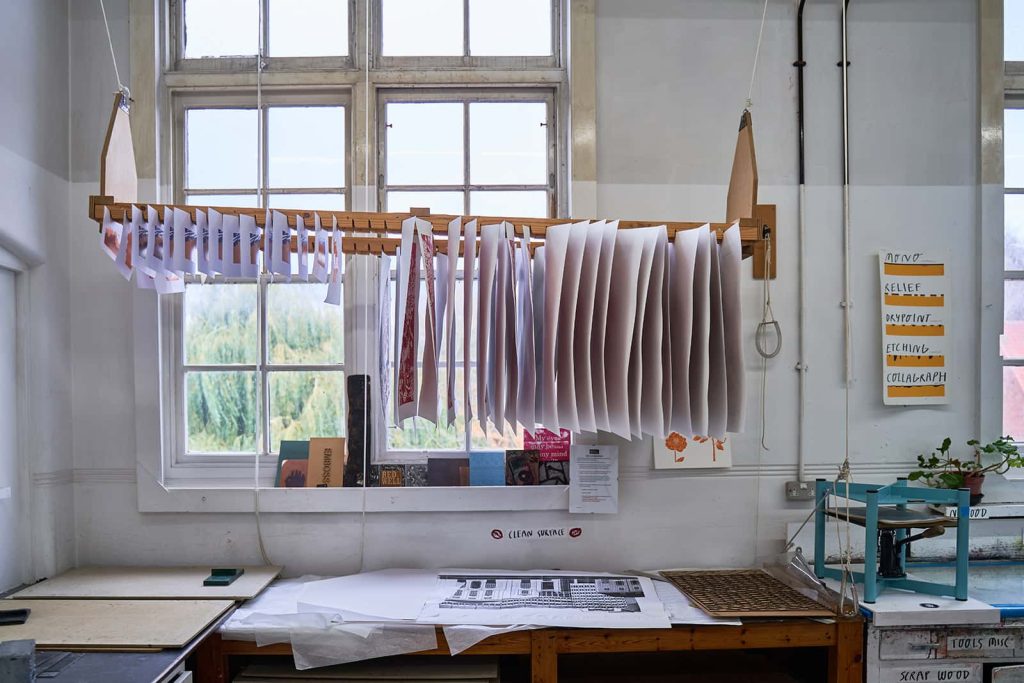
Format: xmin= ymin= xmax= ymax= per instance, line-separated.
xmin=491 ymin=529 xmax=504 ymax=540
xmin=569 ymin=527 xmax=583 ymax=538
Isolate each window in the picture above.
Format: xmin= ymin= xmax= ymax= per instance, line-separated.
xmin=1005 ymin=3 xmax=1024 ymax=442
xmin=160 ymin=0 xmax=566 ymax=485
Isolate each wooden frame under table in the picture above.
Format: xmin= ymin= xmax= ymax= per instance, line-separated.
xmin=194 ymin=618 xmax=864 ymax=683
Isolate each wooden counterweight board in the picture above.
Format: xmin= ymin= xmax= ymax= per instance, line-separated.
xmin=660 ymin=569 xmax=834 ymax=618
xmin=10 ymin=565 xmax=281 ymax=601
xmin=0 ymin=599 xmax=233 ymax=649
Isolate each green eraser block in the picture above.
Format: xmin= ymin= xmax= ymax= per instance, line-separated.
xmin=204 ymin=568 xmax=244 ymax=586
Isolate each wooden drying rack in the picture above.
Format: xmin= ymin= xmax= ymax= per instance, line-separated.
xmin=88 ymin=94 xmax=777 ymax=279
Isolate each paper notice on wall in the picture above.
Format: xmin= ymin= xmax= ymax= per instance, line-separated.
xmin=879 ymin=251 xmax=949 ymax=405
xmin=652 ymin=434 xmax=731 ymax=469
xmin=569 ymin=445 xmax=618 ymax=514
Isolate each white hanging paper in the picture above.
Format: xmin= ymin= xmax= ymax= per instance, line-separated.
xmin=378 ymin=253 xmax=393 ymax=429
xmin=477 ymin=223 xmax=502 ymax=426
xmin=555 ymin=221 xmax=590 ymax=434
xmin=532 ymin=245 xmax=546 ymax=421
xmin=590 ymin=221 xmax=618 ymax=433
xmin=296 ymin=214 xmax=309 ymax=281
xmin=325 ymin=230 xmax=342 ymax=305
xmin=604 ymin=229 xmax=644 ymax=439
xmin=240 ymin=214 xmax=260 ymax=279
xmin=628 ymin=227 xmax=659 ymax=438
xmin=493 ymin=231 xmax=510 ymax=428
xmin=397 ymin=218 xmax=420 ymax=420
xmin=114 ymin=214 xmax=133 ymax=280
xmin=207 ymin=209 xmax=224 ymax=275
xmin=100 ymin=207 xmax=120 ymax=261
xmin=445 ymin=218 xmax=461 ymax=425
xmin=515 ymin=228 xmax=536 ymax=430
xmin=573 ymin=221 xmax=605 ymax=433
xmin=640 ymin=227 xmax=668 ymax=438
xmin=160 ymin=208 xmax=175 ymax=276
xmin=721 ymin=224 xmax=746 ymax=432
xmin=130 ymin=205 xmax=149 ymax=276
xmin=688 ymin=226 xmax=712 ymax=436
xmin=707 ymin=237 xmax=727 ymax=439
xmin=462 ymin=220 xmax=478 ymax=423
xmin=196 ymin=210 xmax=210 ymax=276
xmin=144 ymin=206 xmax=162 ymax=276
xmin=417 ymin=219 xmax=439 ymax=423
xmin=172 ymin=207 xmax=190 ymax=273
xmin=271 ymin=210 xmax=292 ymax=280
xmin=668 ymin=228 xmax=700 ymax=436
xmin=312 ymin=214 xmax=329 ymax=283
xmin=541 ymin=224 xmax=571 ymax=430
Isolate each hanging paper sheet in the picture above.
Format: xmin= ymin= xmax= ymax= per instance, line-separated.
xmin=445 ymin=218 xmax=461 ymax=425
xmin=463 ymin=220 xmax=478 ymax=423
xmin=879 ymin=251 xmax=949 ymax=405
xmin=397 ymin=218 xmax=421 ymax=419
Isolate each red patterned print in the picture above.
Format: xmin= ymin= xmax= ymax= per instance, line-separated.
xmin=398 ymin=239 xmax=420 ymax=406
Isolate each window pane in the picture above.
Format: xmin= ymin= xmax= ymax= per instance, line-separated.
xmin=1007 ymin=195 xmax=1024 ymax=270
xmin=185 ymin=284 xmax=258 ymax=364
xmin=186 ymin=109 xmax=258 ymax=189
xmin=469 ymin=0 xmax=552 ymax=56
xmin=184 ymin=0 xmax=259 ymax=58
xmin=270 ymin=371 xmax=345 ymax=453
xmin=389 ymin=367 xmax=465 ymax=450
xmin=1008 ymin=1 xmax=1024 ymax=61
xmin=269 ymin=194 xmax=346 ymax=211
xmin=387 ymin=191 xmax=464 ymax=215
xmin=268 ymin=106 xmax=346 ymax=188
xmin=267 ymin=283 xmax=344 ymax=364
xmin=269 ymin=0 xmax=349 ymax=57
xmin=386 ymin=103 xmax=464 ymax=185
xmin=470 ymin=102 xmax=548 ymax=185
xmin=186 ymin=194 xmax=260 ymax=209
xmin=1007 ymin=109 xmax=1024 ymax=188
xmin=1005 ymin=281 xmax=1024 ymax=360
xmin=470 ymin=190 xmax=548 ymax=217
xmin=382 ymin=0 xmax=463 ymax=56
xmin=186 ymin=371 xmax=258 ymax=452
xmin=1005 ymin=367 xmax=1024 ymax=440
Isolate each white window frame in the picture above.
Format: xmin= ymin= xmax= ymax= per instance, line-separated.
xmin=143 ymin=0 xmax=574 ymax=507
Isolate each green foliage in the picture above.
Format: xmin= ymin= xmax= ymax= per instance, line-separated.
xmin=909 ymin=436 xmax=1024 ymax=489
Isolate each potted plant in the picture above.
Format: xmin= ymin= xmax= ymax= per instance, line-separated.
xmin=908 ymin=436 xmax=1024 ymax=505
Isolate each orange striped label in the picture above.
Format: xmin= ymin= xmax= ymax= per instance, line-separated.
xmin=884 ymin=294 xmax=945 ymax=307
xmin=888 ymin=385 xmax=945 ymax=398
xmin=885 ymin=324 xmax=945 ymax=336
xmin=883 ymin=263 xmax=945 ymax=276
xmin=886 ymin=355 xmax=945 ymax=367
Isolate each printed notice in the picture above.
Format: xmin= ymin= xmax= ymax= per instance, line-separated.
xmin=569 ymin=445 xmax=618 ymax=514
xmin=879 ymin=251 xmax=949 ymax=405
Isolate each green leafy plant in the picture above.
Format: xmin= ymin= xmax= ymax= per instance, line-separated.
xmin=908 ymin=436 xmax=1024 ymax=489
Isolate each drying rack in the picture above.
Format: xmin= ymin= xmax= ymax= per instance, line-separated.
xmin=88 ymin=93 xmax=777 ymax=279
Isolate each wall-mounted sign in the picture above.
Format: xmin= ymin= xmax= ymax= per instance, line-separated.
xmin=879 ymin=251 xmax=949 ymax=405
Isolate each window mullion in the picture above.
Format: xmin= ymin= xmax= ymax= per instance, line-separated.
xmin=259 ymin=279 xmax=271 ymax=456
xmin=463 ymin=101 xmax=471 ymax=215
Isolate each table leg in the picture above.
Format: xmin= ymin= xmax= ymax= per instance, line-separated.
xmin=827 ymin=619 xmax=864 ymax=683
xmin=530 ymin=631 xmax=558 ymax=683
xmin=193 ymin=632 xmax=228 ymax=683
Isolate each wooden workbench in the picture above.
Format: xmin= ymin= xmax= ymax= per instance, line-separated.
xmin=193 ymin=618 xmax=864 ymax=683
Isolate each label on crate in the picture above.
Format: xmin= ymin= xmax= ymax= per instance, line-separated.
xmin=879 ymin=663 xmax=981 ymax=682
xmin=946 ymin=629 xmax=1019 ymax=658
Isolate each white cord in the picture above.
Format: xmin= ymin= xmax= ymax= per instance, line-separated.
xmin=98 ymin=0 xmax=129 ymax=98
xmin=746 ymin=0 xmax=771 ymax=109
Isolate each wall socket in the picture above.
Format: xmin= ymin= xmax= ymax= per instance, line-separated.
xmin=785 ymin=480 xmax=816 ymax=501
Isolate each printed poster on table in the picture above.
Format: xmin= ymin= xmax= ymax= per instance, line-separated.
xmin=879 ymin=251 xmax=949 ymax=405
xmin=653 ymin=433 xmax=731 ymax=469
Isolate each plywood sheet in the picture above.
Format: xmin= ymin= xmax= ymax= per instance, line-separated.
xmin=0 ymin=599 xmax=233 ymax=648
xmin=10 ymin=566 xmax=281 ymax=601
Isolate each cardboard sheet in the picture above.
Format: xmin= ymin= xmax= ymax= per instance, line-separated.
xmin=0 ymin=598 xmax=233 ymax=648
xmin=12 ymin=565 xmax=282 ymax=601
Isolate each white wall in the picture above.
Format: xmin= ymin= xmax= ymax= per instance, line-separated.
xmin=65 ymin=0 xmax=1013 ymax=576
xmin=0 ymin=0 xmax=75 ymax=586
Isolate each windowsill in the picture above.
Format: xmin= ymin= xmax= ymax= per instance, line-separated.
xmin=138 ymin=470 xmax=570 ymax=513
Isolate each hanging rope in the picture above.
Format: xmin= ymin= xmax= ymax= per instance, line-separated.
xmin=745 ymin=0 xmax=771 ymax=109
xmin=98 ymin=0 xmax=130 ymax=99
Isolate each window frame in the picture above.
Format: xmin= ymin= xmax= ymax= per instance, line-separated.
xmin=155 ymin=0 xmax=571 ymax=492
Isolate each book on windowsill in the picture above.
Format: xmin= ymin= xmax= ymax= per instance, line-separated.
xmin=306 ymin=437 xmax=346 ymax=487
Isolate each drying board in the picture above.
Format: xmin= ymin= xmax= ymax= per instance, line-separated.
xmin=660 ymin=569 xmax=834 ymax=618
xmin=0 ymin=598 xmax=233 ymax=649
xmin=238 ymin=656 xmax=500 ymax=681
xmin=10 ymin=565 xmax=281 ymax=601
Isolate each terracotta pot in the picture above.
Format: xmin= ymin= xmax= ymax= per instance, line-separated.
xmin=963 ymin=473 xmax=985 ymax=506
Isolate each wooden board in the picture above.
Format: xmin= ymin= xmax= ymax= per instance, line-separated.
xmin=726 ymin=110 xmax=758 ymax=223
xmin=10 ymin=565 xmax=281 ymax=601
xmin=0 ymin=599 xmax=233 ymax=649
xmin=660 ymin=569 xmax=834 ymax=618
xmin=99 ymin=92 xmax=138 ymax=204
